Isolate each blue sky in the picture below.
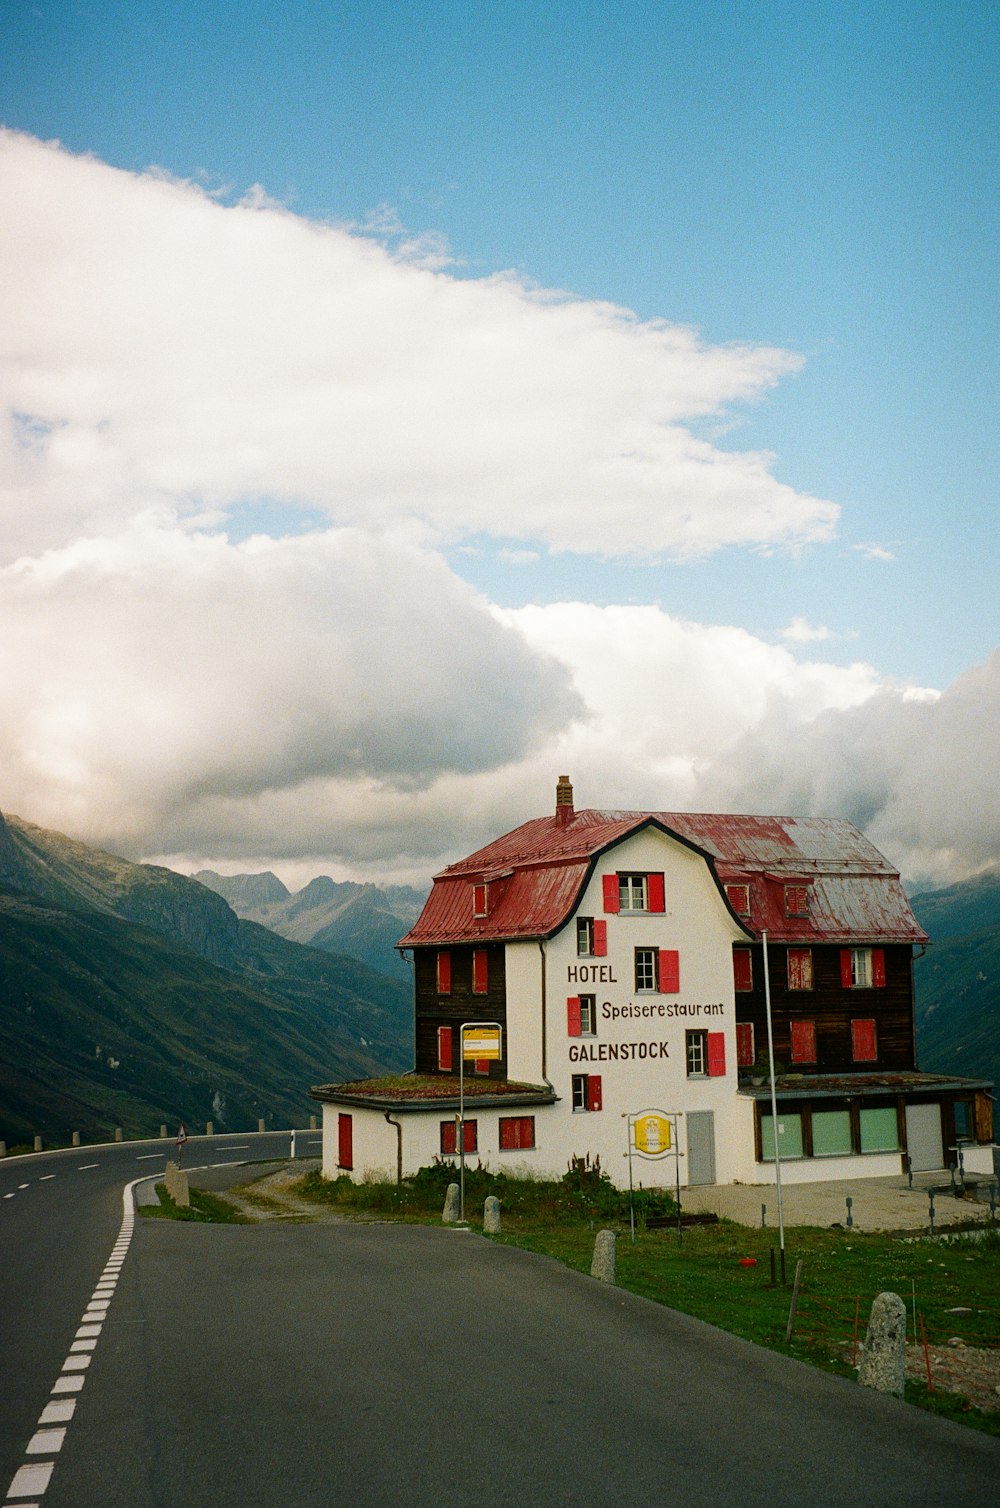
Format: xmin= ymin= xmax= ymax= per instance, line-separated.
xmin=0 ymin=1 xmax=997 ymax=886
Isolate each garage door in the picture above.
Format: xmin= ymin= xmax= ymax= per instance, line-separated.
xmin=905 ymin=1103 xmax=944 ymax=1172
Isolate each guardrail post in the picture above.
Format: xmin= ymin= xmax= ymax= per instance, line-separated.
xmin=72 ymin=1131 xmax=80 ymax=1147
xmin=258 ymin=1118 xmax=266 ymax=1133
xmin=0 ymin=1141 xmax=6 ymax=1158
xmin=114 ymin=1127 xmax=123 ymax=1142
xmin=160 ymin=1125 xmax=168 ymax=1138
xmin=310 ymin=1115 xmax=317 ymax=1131
xmin=34 ymin=1135 xmax=42 ymax=1152
xmin=206 ymin=1121 xmax=214 ymax=1136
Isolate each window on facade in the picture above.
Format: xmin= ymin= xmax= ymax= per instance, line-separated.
xmin=577 ymin=917 xmax=607 ymax=957
xmin=437 ymin=1025 xmax=453 ymax=1072
xmin=571 ymin=1074 xmax=603 ymax=1112
xmin=851 ymin=1018 xmax=877 ymax=1062
xmin=337 ymin=1112 xmax=353 ymax=1170
xmin=736 ymin=1022 xmax=755 ymax=1068
xmin=603 ymin=871 xmax=666 ymax=913
xmin=473 ymin=1058 xmax=490 ymax=1076
xmin=473 ymin=882 xmax=488 ymax=918
xmin=760 ymin=1112 xmax=804 ymax=1160
xmin=859 ymin=1106 xmax=898 ymax=1153
xmin=499 ymin=1115 xmax=535 ymax=1150
xmin=436 ymin=950 xmax=452 ymax=994
xmin=841 ymin=947 xmax=886 ymax=989
xmin=726 ymin=883 xmax=751 ymax=916
xmin=954 ymin=1101 xmax=972 ymax=1140
xmin=787 ymin=948 xmax=814 ymax=991
xmin=790 ymin=1020 xmax=817 ymax=1063
xmin=812 ymin=1109 xmax=852 ymax=1156
xmin=686 ymin=1030 xmax=707 ymax=1077
xmin=472 ymin=947 xmax=488 ymax=994
xmin=733 ymin=947 xmax=753 ymax=992
xmin=784 ymin=885 xmax=810 ymax=918
xmin=440 ymin=1119 xmax=478 ymax=1155
xmin=635 ymin=947 xmax=656 ymax=992
xmin=579 ymin=994 xmax=596 ymax=1035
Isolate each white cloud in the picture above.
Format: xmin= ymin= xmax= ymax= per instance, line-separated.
xmin=782 ymin=616 xmax=835 ymax=643
xmin=854 ymin=542 xmax=896 ymax=562
xmin=0 ymin=129 xmax=837 ymax=565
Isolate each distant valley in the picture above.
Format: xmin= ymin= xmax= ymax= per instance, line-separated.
xmin=0 ymin=813 xmax=411 ymax=1145
xmin=911 ymin=870 xmax=1000 ymax=1097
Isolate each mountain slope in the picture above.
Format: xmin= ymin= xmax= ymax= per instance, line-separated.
xmin=195 ymin=869 xmax=425 ymax=979
xmin=0 ymin=812 xmax=412 ymax=1143
xmin=911 ymin=871 xmax=1000 ymax=1091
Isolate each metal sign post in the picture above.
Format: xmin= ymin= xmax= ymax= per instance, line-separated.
xmin=625 ymin=1110 xmax=683 ymax=1243
xmin=459 ymin=1022 xmax=502 ymax=1223
xmin=762 ymin=930 xmax=786 ymax=1276
xmin=175 ymin=1123 xmax=188 ymax=1165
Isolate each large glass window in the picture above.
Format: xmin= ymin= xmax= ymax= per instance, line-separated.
xmin=860 ymin=1106 xmax=898 ymax=1152
xmin=812 ymin=1109 xmax=852 ymax=1156
xmin=760 ymin=1113 xmax=804 ymax=1160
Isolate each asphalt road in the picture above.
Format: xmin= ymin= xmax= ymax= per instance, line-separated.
xmin=4 ymin=1156 xmax=999 ymax=1508
xmin=0 ymin=1129 xmax=319 ymax=1500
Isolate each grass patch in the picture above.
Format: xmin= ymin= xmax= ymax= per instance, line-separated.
xmin=297 ymin=1160 xmax=1000 ymax=1437
xmin=140 ymin=1184 xmax=251 ymax=1223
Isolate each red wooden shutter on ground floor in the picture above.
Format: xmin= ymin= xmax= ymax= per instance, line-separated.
xmin=707 ymin=1032 xmax=726 ymax=1077
xmin=790 ymin=1020 xmax=817 ymax=1062
xmin=499 ymin=1116 xmax=535 ymax=1150
xmin=337 ymin=1113 xmax=353 ymax=1170
xmin=658 ymin=948 xmax=680 ymax=992
xmin=586 ymin=1075 xmax=603 ymax=1111
xmin=566 ymin=996 xmax=581 ymax=1037
xmin=441 ymin=1119 xmax=478 ymax=1154
xmin=437 ymin=1025 xmax=453 ymax=1071
xmin=593 ymin=920 xmax=608 ymax=955
xmin=851 ymin=1018 xmax=878 ymax=1061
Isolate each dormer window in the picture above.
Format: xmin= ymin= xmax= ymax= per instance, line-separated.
xmin=726 ymin=883 xmax=751 ymax=917
xmin=784 ymin=885 xmax=809 ymax=918
xmin=473 ymin=882 xmax=488 ymax=918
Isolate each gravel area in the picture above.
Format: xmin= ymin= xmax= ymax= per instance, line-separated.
xmin=906 ymin=1341 xmax=1000 ymax=1415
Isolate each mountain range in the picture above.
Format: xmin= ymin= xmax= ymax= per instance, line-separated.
xmin=193 ymin=869 xmax=425 ymax=980
xmin=911 ymin=870 xmax=1000 ymax=1094
xmin=0 ymin=813 xmax=411 ymax=1145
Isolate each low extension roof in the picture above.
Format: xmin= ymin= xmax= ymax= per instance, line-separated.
xmin=310 ymin=1074 xmax=557 ymax=1112
xmin=398 ymin=808 xmax=926 ymax=949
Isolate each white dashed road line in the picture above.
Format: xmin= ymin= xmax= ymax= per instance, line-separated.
xmin=135 ymin=1154 xmax=164 ymax=1161
xmin=77 ymin=1164 xmax=99 ymax=1171
xmin=3 ymin=1178 xmax=140 ymax=1505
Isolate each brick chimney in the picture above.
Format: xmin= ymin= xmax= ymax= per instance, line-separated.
xmin=555 ymin=774 xmax=574 ymax=824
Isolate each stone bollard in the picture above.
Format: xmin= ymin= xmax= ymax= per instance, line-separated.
xmin=160 ymin=1124 xmax=168 ymax=1138
xmin=442 ymin=1182 xmax=461 ymax=1223
xmin=72 ymin=1130 xmax=81 ymax=1147
xmin=591 ymin=1229 xmax=617 ymax=1285
xmin=34 ymin=1135 xmax=42 ymax=1152
xmin=858 ymin=1291 xmax=907 ymax=1396
xmin=0 ymin=1140 xmax=7 ymax=1158
xmin=114 ymin=1127 xmax=123 ymax=1142
xmin=164 ymin=1160 xmax=190 ymax=1208
xmin=310 ymin=1114 xmax=317 ymax=1131
xmin=258 ymin=1118 xmax=266 ymax=1133
xmin=206 ymin=1121 xmax=214 ymax=1136
xmin=483 ymin=1195 xmax=501 ymax=1234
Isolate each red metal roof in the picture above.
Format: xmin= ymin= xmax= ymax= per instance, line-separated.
xmin=398 ymin=808 xmax=927 ymax=949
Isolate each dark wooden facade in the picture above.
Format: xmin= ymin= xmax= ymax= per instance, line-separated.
xmin=413 ymin=942 xmax=508 ymax=1079
xmin=734 ymin=943 xmax=917 ymax=1074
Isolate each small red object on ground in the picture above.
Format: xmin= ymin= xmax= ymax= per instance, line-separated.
xmin=739 ymin=1257 xmax=757 ymax=1267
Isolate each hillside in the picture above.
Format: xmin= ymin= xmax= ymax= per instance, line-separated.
xmin=194 ymin=869 xmax=425 ymax=979
xmin=0 ymin=812 xmax=412 ymax=1143
xmin=911 ymin=870 xmax=1000 ymax=1092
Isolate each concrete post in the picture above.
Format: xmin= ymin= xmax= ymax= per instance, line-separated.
xmin=160 ymin=1125 xmax=168 ymax=1138
xmin=34 ymin=1135 xmax=42 ymax=1152
xmin=591 ymin=1229 xmax=617 ymax=1284
xmin=72 ymin=1130 xmax=81 ymax=1147
xmin=114 ymin=1127 xmax=123 ymax=1142
xmin=483 ymin=1195 xmax=501 ymax=1234
xmin=164 ymin=1161 xmax=190 ymax=1209
xmin=442 ymin=1183 xmax=461 ymax=1223
xmin=0 ymin=1140 xmax=6 ymax=1158
xmin=858 ymin=1291 xmax=907 ymax=1397
xmin=310 ymin=1115 xmax=317 ymax=1131
xmin=206 ymin=1121 xmax=214 ymax=1137
xmin=258 ymin=1118 xmax=266 ymax=1133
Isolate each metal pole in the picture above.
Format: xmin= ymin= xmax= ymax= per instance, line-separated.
xmin=626 ymin=1115 xmax=636 ymax=1243
xmin=459 ymin=1028 xmax=466 ymax=1223
xmin=674 ymin=1115 xmax=682 ymax=1247
xmin=762 ymin=931 xmax=786 ymax=1262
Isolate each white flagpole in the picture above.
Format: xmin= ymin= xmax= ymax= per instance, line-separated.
xmin=762 ymin=930 xmax=786 ymax=1266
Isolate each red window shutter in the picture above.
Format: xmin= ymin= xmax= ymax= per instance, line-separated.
xmin=733 ymin=947 xmax=753 ymax=992
xmin=500 ymin=1116 xmax=534 ymax=1150
xmin=499 ymin=1117 xmax=515 ymax=1150
xmin=647 ymin=872 xmax=665 ymax=913
xmin=474 ymin=1059 xmax=489 ymax=1075
xmin=840 ymin=949 xmax=853 ymax=988
xmin=592 ymin=919 xmax=608 ymax=956
xmin=790 ymin=1020 xmax=816 ymax=1063
xmin=437 ymin=1025 xmax=453 ymax=1071
xmin=440 ymin=1120 xmax=457 ymax=1155
xmin=658 ymin=948 xmax=680 ymax=992
xmin=707 ymin=1032 xmax=726 ymax=1077
xmin=472 ymin=947 xmax=488 ymax=994
xmin=463 ymin=1119 xmax=477 ymax=1152
xmin=586 ymin=1075 xmax=603 ymax=1112
xmin=437 ymin=950 xmax=452 ymax=994
xmin=337 ymin=1113 xmax=353 ymax=1170
xmin=473 ymin=882 xmax=487 ymax=916
xmin=566 ymin=996 xmax=582 ymax=1037
xmin=852 ymin=1018 xmax=877 ymax=1061
xmin=872 ymin=948 xmax=886 ymax=988
xmin=736 ymin=1022 xmax=754 ymax=1067
xmin=787 ymin=948 xmax=813 ymax=991
xmin=602 ymin=875 xmax=620 ymax=913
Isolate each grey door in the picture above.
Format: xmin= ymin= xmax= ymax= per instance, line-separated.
xmin=687 ymin=1110 xmax=716 ymax=1186
xmin=905 ymin=1103 xmax=944 ymax=1171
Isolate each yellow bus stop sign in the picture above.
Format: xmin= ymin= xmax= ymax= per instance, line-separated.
xmin=462 ymin=1026 xmax=502 ymax=1060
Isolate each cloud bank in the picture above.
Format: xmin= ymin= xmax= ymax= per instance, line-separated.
xmin=1 ymin=130 xmax=997 ymax=894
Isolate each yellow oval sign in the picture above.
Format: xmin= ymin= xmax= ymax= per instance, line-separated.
xmin=634 ymin=1113 xmax=671 ymax=1155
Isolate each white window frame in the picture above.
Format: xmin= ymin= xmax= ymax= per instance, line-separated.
xmin=578 ymin=994 xmax=596 ymax=1036
xmin=619 ymin=873 xmax=649 ymax=912
xmin=849 ymin=947 xmax=873 ymax=989
xmin=635 ymin=947 xmax=656 ymax=993
xmin=577 ymin=917 xmax=595 ymax=957
xmin=686 ymin=1029 xmax=708 ymax=1078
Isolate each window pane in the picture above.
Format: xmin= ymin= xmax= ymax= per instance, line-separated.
xmin=851 ymin=948 xmax=873 ymax=988
xmin=686 ymin=1031 xmax=707 ymax=1076
xmin=619 ymin=874 xmax=647 ymax=910
xmin=760 ymin=1113 xmax=804 ymax=1159
xmin=812 ymin=1109 xmax=852 ymax=1156
xmin=579 ymin=995 xmax=595 ymax=1035
xmin=635 ymin=948 xmax=655 ymax=991
xmin=860 ymin=1106 xmax=898 ymax=1152
xmin=577 ymin=917 xmax=593 ymax=956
